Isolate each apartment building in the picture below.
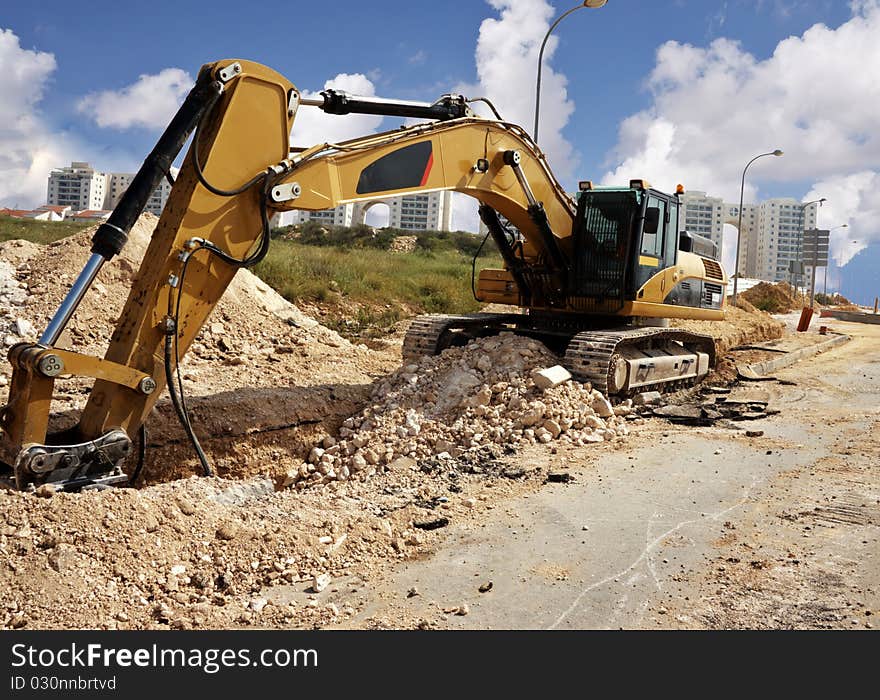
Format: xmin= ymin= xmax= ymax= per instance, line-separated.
xmin=47 ymin=162 xmax=109 ymax=212
xmin=680 ymin=192 xmax=818 ymax=283
xmin=353 ymin=191 xmax=452 ymax=231
xmin=48 ymin=162 xmax=176 ymax=216
xmin=743 ymin=199 xmax=819 ymax=283
xmin=678 ymin=191 xmax=725 ymax=251
xmin=291 ymin=191 xmax=453 ymax=232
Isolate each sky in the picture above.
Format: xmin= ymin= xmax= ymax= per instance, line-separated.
xmin=1 ymin=0 xmax=877 ymax=296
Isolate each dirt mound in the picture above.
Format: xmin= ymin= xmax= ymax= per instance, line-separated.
xmin=672 ymin=304 xmax=785 ymax=357
xmin=0 ymin=467 xmax=508 ymax=630
xmin=741 ymin=281 xmax=799 ymax=313
xmin=0 ymin=214 xmax=399 ymax=483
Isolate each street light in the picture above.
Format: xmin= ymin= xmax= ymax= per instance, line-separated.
xmin=796 ymin=197 xmax=826 ymax=298
xmin=732 ymin=149 xmax=784 ymax=305
xmin=533 ymin=0 xmax=608 ymax=142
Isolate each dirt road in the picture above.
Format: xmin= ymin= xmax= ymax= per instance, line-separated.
xmin=339 ymin=319 xmax=880 ymax=629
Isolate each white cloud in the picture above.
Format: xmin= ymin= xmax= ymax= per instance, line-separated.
xmin=0 ymin=28 xmax=83 ymax=208
xmin=291 ymin=73 xmax=384 ymax=147
xmin=803 ymin=172 xmax=878 ymax=265
xmin=449 ymin=0 xmax=585 ymax=233
xmin=464 ymin=0 xmax=578 ymax=175
xmin=603 ymin=3 xmax=880 ymax=261
xmin=78 ymin=68 xmax=193 ymax=130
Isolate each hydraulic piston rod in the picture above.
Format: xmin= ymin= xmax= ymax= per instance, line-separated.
xmin=39 ymin=253 xmax=105 ymax=346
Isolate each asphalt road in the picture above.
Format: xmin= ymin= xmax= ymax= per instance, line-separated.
xmin=347 ymin=318 xmax=880 ymax=629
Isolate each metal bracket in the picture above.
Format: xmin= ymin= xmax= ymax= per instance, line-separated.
xmin=288 ymin=89 xmax=300 ymax=118
xmin=13 ymin=429 xmax=131 ymax=491
xmin=218 ymin=62 xmax=242 ymax=83
xmin=270 ymin=182 xmax=302 ymax=203
xmin=503 ymin=150 xmax=538 ymax=207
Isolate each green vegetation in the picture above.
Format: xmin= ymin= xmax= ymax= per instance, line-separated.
xmin=0 ymin=215 xmax=91 ymax=245
xmin=0 ymin=215 xmax=504 ymax=340
xmin=256 ymin=223 xmax=502 ymax=337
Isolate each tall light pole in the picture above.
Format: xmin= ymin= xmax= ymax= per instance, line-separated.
xmin=797 ymin=197 xmax=826 ymax=300
xmin=534 ymin=0 xmax=608 ymax=142
xmin=823 ymin=224 xmax=848 ymax=297
xmin=732 ymin=149 xmax=784 ymax=305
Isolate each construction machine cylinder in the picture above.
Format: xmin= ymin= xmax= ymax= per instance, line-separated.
xmin=39 ymin=253 xmax=105 ymax=346
xmin=40 ymin=72 xmax=222 ymax=347
xmin=90 ymin=73 xmax=221 ymax=261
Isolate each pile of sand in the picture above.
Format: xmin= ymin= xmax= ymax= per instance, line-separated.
xmin=741 ymin=281 xmax=800 ymax=314
xmin=0 ymin=214 xmax=399 ymax=483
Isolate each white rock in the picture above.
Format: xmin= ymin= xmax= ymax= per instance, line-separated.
xmin=312 ymin=573 xmax=331 ymax=593
xmin=14 ymin=318 xmax=35 ymax=337
xmin=531 ymin=365 xmax=571 ymax=390
xmin=591 ymin=395 xmax=614 ymax=417
xmin=520 ymin=401 xmax=547 ymax=427
xmin=543 ymin=419 xmax=562 ymax=439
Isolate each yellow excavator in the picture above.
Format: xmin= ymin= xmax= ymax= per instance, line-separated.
xmin=0 ymin=59 xmax=726 ymax=491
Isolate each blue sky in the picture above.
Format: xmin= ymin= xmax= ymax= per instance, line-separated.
xmin=4 ymin=0 xmax=852 ymax=189
xmin=1 ymin=0 xmax=878 ymax=298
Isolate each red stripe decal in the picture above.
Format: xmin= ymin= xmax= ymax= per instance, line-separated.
xmin=419 ymin=151 xmax=434 ymax=186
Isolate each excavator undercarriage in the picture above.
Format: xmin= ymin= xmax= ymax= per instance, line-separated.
xmin=403 ymin=314 xmax=715 ymax=396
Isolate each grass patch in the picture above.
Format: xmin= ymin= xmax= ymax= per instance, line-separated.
xmin=254 ymin=237 xmax=502 ymax=318
xmin=0 ymin=216 xmax=91 ymax=245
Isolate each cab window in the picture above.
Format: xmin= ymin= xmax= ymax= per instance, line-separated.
xmin=641 ymin=195 xmax=666 ymax=258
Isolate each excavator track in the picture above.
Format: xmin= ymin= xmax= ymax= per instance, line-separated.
xmin=402 ymin=313 xmax=516 ymax=361
xmin=404 ymin=315 xmax=717 ymax=396
xmin=564 ymin=328 xmax=716 ymax=394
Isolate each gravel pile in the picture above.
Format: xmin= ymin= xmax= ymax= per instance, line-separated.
xmin=286 ymin=333 xmax=632 ymax=488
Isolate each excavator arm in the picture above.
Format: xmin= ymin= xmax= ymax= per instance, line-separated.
xmin=0 ymin=58 xmax=575 ymax=490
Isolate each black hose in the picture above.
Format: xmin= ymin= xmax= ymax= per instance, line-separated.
xmin=466 ymin=96 xmax=503 ymax=121
xmin=471 ymin=229 xmax=492 ymax=302
xmin=130 ymin=424 xmax=147 ymax=485
xmin=191 ymin=86 xmax=269 ymax=198
xmin=164 ymin=323 xmax=212 ymax=477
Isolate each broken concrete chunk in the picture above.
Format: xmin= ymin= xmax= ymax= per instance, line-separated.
xmin=653 ymin=404 xmax=704 ymax=420
xmin=530 ymin=365 xmax=572 ymax=390
xmin=312 ymin=573 xmax=331 ymax=593
xmin=633 ymin=391 xmax=662 ymax=406
xmin=591 ymin=395 xmax=614 ymax=417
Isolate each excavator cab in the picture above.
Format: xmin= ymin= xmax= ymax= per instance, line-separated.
xmin=571 ymin=181 xmax=680 ymax=310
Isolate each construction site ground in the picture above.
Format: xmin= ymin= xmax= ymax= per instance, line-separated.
xmin=342 ymin=319 xmax=879 ymax=629
xmin=0 ymin=217 xmax=876 ymax=630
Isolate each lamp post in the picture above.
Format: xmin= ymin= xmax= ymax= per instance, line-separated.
xmin=732 ymin=149 xmax=784 ymax=305
xmin=796 ymin=197 xmax=826 ymax=300
xmin=823 ymin=223 xmax=848 ymax=298
xmin=533 ymin=0 xmax=608 ymax=142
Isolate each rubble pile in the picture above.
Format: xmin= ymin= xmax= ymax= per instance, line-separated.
xmin=0 ymin=256 xmax=36 ymax=388
xmin=285 ymin=333 xmax=633 ymax=489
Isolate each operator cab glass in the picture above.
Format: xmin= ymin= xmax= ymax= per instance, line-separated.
xmin=572 ymin=186 xmax=680 ymax=306
xmin=571 ymin=189 xmax=637 ymax=302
